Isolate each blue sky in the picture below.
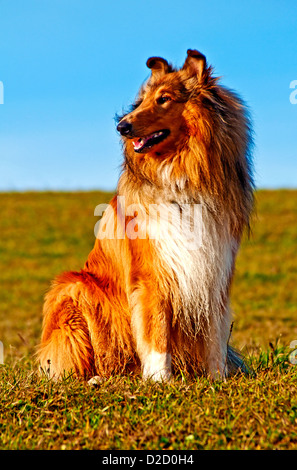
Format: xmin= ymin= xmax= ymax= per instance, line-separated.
xmin=0 ymin=0 xmax=296 ymax=191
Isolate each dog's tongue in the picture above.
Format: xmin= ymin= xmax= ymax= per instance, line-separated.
xmin=133 ymin=137 xmax=145 ymax=151
xmin=132 ymin=131 xmax=164 ymax=151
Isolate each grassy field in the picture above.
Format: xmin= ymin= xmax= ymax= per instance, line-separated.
xmin=0 ymin=189 xmax=297 ymax=450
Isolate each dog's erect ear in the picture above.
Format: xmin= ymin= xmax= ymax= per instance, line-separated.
xmin=146 ymin=57 xmax=170 ymax=81
xmin=182 ymin=49 xmax=206 ymax=81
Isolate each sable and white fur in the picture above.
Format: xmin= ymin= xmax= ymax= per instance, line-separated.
xmin=38 ymin=49 xmax=254 ymax=381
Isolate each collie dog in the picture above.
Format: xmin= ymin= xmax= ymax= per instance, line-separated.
xmin=38 ymin=49 xmax=254 ymax=381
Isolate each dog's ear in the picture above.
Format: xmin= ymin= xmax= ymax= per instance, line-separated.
xmin=182 ymin=49 xmax=206 ymax=81
xmin=146 ymin=57 xmax=170 ymax=81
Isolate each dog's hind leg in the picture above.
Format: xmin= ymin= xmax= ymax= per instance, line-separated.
xmin=204 ymin=307 xmax=238 ymax=380
xmin=38 ymin=297 xmax=95 ymax=380
xmin=37 ymin=276 xmax=95 ymax=379
xmin=38 ymin=270 xmax=136 ymax=380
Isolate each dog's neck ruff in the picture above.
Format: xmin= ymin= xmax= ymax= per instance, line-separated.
xmin=117 ymin=167 xmax=238 ymax=339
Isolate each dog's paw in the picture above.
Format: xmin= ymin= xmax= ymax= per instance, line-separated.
xmin=142 ymin=351 xmax=172 ymax=382
xmin=87 ymin=375 xmax=104 ymax=387
xmin=143 ymin=369 xmax=172 ymax=382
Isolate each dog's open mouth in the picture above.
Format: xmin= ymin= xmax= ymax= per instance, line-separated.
xmin=132 ymin=129 xmax=170 ymax=153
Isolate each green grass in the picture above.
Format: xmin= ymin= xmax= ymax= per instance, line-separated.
xmin=0 ymin=189 xmax=297 ymax=450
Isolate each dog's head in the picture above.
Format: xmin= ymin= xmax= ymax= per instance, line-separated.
xmin=117 ymin=50 xmax=212 ymax=156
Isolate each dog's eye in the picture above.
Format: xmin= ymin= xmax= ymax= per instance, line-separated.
xmin=157 ymin=95 xmax=172 ymax=105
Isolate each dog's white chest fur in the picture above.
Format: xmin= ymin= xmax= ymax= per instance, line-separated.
xmin=147 ymin=199 xmax=238 ymax=334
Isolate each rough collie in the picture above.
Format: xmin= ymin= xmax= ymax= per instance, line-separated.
xmin=38 ymin=49 xmax=254 ymax=381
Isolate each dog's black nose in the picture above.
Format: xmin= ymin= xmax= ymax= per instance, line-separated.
xmin=117 ymin=120 xmax=133 ymax=136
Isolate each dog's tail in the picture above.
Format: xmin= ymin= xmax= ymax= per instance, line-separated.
xmin=226 ymin=344 xmax=249 ymax=376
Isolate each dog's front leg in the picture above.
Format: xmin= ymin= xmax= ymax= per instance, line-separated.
xmin=142 ymin=348 xmax=172 ymax=382
xmin=130 ymin=285 xmax=172 ymax=381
